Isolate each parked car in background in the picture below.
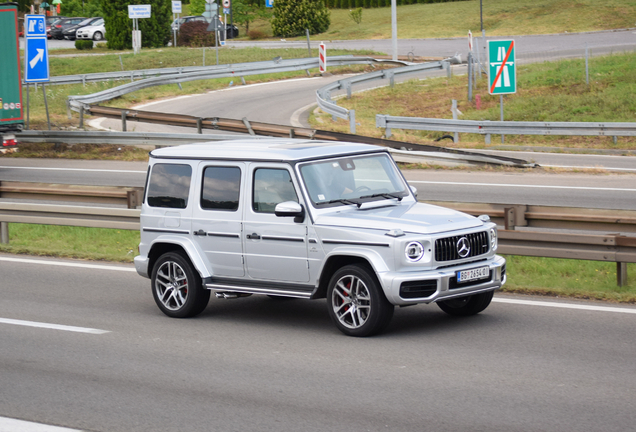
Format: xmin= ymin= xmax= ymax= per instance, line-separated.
xmin=46 ymin=16 xmax=66 ymax=39
xmin=171 ymin=15 xmax=207 ymax=31
xmin=76 ymin=17 xmax=105 ymax=41
xmin=49 ymin=17 xmax=85 ymax=40
xmin=63 ymin=17 xmax=102 ymax=40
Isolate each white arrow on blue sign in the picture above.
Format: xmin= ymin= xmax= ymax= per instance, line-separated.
xmin=265 ymin=0 xmax=273 ymax=8
xmin=24 ymin=25 xmax=50 ymax=83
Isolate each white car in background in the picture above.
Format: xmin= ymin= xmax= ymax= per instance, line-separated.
xmin=76 ymin=18 xmax=106 ymax=41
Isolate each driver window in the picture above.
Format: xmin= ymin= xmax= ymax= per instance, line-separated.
xmin=252 ymin=168 xmax=298 ymax=213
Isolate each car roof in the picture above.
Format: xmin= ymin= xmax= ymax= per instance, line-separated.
xmin=150 ymin=140 xmax=387 ymax=162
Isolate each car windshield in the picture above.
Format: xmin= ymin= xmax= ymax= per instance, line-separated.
xmin=79 ymin=18 xmax=94 ymax=25
xmin=299 ymin=153 xmax=408 ymax=208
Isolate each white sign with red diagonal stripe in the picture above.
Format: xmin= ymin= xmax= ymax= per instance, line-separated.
xmin=488 ymin=39 xmax=516 ymax=95
xmin=319 ymin=42 xmax=326 ymax=73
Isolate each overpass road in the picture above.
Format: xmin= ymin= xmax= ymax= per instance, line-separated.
xmin=0 ymin=255 xmax=635 ymax=432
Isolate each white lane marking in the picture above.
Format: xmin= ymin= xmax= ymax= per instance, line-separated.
xmin=0 ymin=165 xmax=146 ymax=174
xmin=409 ymin=180 xmax=636 ymax=192
xmin=493 ymin=298 xmax=636 ymax=314
xmin=0 ymin=318 xmax=110 ymax=334
xmin=541 ymin=164 xmax=636 ymax=172
xmin=0 ymin=256 xmax=136 ymax=272
xmin=0 ymin=417 xmax=83 ymax=432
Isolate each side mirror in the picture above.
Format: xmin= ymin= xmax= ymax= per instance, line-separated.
xmin=410 ymin=185 xmax=418 ymax=200
xmin=275 ymin=201 xmax=305 ymax=221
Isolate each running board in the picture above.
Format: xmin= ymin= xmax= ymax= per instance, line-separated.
xmin=205 ymin=283 xmax=313 ymax=299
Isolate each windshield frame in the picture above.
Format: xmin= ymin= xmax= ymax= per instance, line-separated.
xmin=297 ymin=151 xmax=411 ymax=210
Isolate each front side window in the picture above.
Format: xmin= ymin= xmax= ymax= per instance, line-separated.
xmin=201 ymin=166 xmax=241 ymax=211
xmin=252 ymin=168 xmax=298 ymax=213
xmin=300 ymin=153 xmax=408 ymax=208
xmin=146 ymin=163 xmax=192 ymax=209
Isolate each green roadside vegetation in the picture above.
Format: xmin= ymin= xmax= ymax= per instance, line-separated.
xmin=250 ymin=0 xmax=636 ymax=40
xmin=0 ymin=224 xmax=633 ymax=302
xmin=310 ymin=51 xmax=636 ymax=150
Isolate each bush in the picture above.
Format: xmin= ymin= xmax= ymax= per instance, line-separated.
xmin=177 ymin=21 xmax=216 ymax=47
xmin=271 ymin=0 xmax=331 ymax=37
xmin=75 ymin=39 xmax=94 ymax=50
xmin=247 ymin=29 xmax=267 ymax=40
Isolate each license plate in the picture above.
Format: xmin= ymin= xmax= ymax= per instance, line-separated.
xmin=457 ymin=266 xmax=490 ymax=283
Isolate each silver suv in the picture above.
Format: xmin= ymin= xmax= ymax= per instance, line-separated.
xmin=135 ymin=140 xmax=506 ymax=336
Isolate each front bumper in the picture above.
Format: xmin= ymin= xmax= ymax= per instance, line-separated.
xmin=379 ymin=255 xmax=506 ymax=306
xmin=134 ymin=255 xmax=150 ymax=278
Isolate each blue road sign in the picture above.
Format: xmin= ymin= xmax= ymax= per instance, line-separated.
xmin=265 ymin=0 xmax=273 ymax=8
xmin=25 ymin=37 xmax=50 ymax=82
xmin=25 ymin=14 xmax=46 ymax=38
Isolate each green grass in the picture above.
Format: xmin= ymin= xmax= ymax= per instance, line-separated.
xmin=0 ymin=223 xmax=633 ymax=302
xmin=502 ymin=255 xmax=636 ymax=303
xmin=310 ymin=51 xmax=636 ymax=150
xmin=248 ymin=0 xmax=636 ymax=40
xmin=0 ymin=224 xmax=139 ymax=262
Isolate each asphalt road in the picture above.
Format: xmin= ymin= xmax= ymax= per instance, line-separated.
xmin=1 ymin=254 xmax=635 ymax=432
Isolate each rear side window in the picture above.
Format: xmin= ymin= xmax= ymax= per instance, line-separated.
xmin=201 ymin=166 xmax=241 ymax=211
xmin=147 ymin=163 xmax=192 ymax=209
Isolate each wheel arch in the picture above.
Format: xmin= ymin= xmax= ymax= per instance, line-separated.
xmin=147 ymin=238 xmax=210 ymax=279
xmin=313 ymin=254 xmax=383 ymax=299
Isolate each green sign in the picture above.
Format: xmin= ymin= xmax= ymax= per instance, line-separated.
xmin=0 ymin=3 xmax=24 ymax=128
xmin=488 ymin=39 xmax=516 ymax=95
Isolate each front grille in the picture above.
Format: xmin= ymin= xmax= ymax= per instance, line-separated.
xmin=400 ymin=280 xmax=438 ymax=299
xmin=435 ymin=231 xmax=490 ymax=262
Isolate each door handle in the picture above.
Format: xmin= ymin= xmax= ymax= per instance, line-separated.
xmin=247 ymin=233 xmax=260 ymax=240
xmin=193 ymin=229 xmax=206 ymax=236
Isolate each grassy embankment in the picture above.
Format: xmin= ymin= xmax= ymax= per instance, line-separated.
xmin=249 ymin=0 xmax=636 ymax=39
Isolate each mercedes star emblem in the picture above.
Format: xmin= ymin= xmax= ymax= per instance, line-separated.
xmin=456 ymin=237 xmax=470 ymax=258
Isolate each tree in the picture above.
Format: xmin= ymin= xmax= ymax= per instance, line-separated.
xmin=232 ymin=0 xmax=271 ymax=35
xmin=103 ymin=0 xmax=172 ymax=50
xmin=271 ymin=0 xmax=330 ymax=37
xmin=189 ymin=0 xmax=206 ymax=15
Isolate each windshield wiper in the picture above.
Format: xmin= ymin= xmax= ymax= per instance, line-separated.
xmin=358 ymin=193 xmax=403 ymax=202
xmin=323 ymin=198 xmax=361 ymax=207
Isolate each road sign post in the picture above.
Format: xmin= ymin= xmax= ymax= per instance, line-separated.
xmin=172 ymin=1 xmax=181 ymax=47
xmin=488 ymin=39 xmax=516 ymax=143
xmin=128 ymin=4 xmax=151 ymax=55
xmin=24 ymin=14 xmax=51 ymax=130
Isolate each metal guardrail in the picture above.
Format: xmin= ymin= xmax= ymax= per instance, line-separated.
xmin=376 ymin=116 xmax=636 ymax=142
xmin=65 ymin=56 xmax=405 ymax=111
xmin=30 ymin=56 xmax=399 ymax=87
xmin=0 ymin=198 xmax=632 ymax=285
xmin=316 ymin=61 xmax=448 ymax=134
xmin=0 ymin=181 xmax=143 ymax=209
xmin=72 ymin=106 xmax=534 ymax=167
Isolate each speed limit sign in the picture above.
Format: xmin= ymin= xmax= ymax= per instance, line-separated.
xmin=222 ymin=0 xmax=230 ymax=7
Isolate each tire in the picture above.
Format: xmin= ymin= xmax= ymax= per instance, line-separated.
xmin=437 ymin=290 xmax=494 ymax=317
xmin=151 ymin=251 xmax=210 ymax=318
xmin=327 ymin=264 xmax=394 ymax=337
xmin=93 ymin=31 xmax=103 ymax=41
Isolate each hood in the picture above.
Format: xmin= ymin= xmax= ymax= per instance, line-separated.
xmin=314 ymin=201 xmax=482 ymax=235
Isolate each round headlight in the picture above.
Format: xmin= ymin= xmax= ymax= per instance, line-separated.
xmin=490 ymin=228 xmax=497 ymax=251
xmin=405 ymin=241 xmax=424 ymax=262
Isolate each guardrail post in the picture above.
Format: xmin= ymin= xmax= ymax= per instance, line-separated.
xmin=349 ymin=110 xmax=356 ymax=134
xmin=617 ymin=262 xmax=628 ymax=287
xmin=197 ymin=118 xmax=203 ymax=134
xmin=346 ymin=82 xmax=352 ymax=99
xmin=442 ymin=61 xmax=451 ymax=78
xmin=82 ymin=75 xmax=86 ymax=87
xmin=504 ymin=207 xmax=516 ymax=230
xmin=485 ymin=133 xmax=491 ymax=144
xmin=451 ymin=100 xmax=459 ymax=143
xmin=126 ymin=190 xmax=138 ymax=209
xmin=0 ymin=222 xmax=8 ymax=244
xmin=613 ymin=136 xmax=618 ymax=145
xmin=121 ymin=111 xmax=127 ymax=132
xmin=66 ymin=100 xmax=72 ymax=120
xmin=79 ymin=106 xmax=84 ymax=129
